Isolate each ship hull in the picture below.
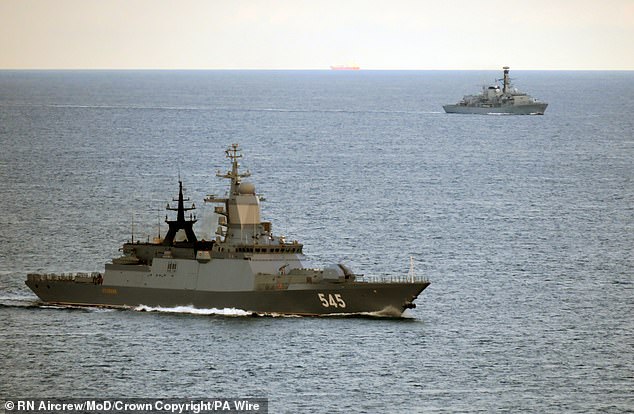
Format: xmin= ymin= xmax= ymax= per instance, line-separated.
xmin=443 ymin=103 xmax=547 ymax=115
xmin=25 ymin=279 xmax=429 ymax=316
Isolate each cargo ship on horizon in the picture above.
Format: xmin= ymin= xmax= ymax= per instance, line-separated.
xmin=330 ymin=65 xmax=360 ymax=70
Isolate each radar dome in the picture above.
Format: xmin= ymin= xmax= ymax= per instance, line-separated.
xmin=238 ymin=182 xmax=256 ymax=194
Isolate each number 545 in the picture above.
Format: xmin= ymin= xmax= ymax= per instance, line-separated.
xmin=318 ymin=293 xmax=346 ymax=308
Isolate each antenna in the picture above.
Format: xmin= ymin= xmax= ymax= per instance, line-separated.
xmin=408 ymin=256 xmax=416 ymax=283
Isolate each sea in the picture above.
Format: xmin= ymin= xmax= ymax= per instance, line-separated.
xmin=0 ymin=70 xmax=632 ymax=413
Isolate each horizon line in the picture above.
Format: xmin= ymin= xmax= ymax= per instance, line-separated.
xmin=2 ymin=67 xmax=633 ymax=71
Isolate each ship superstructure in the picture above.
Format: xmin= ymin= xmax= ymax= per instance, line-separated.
xmin=26 ymin=144 xmax=429 ymax=316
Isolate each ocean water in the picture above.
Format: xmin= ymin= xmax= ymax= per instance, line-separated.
xmin=0 ymin=70 xmax=632 ymax=413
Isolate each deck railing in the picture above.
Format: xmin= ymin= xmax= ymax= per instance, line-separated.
xmin=27 ymin=272 xmax=102 ymax=282
xmin=359 ymin=274 xmax=429 ymax=284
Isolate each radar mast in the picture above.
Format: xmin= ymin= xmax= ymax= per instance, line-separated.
xmin=217 ymin=143 xmax=251 ymax=195
xmin=163 ymin=180 xmax=198 ymax=245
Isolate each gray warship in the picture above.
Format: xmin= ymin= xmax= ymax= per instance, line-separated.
xmin=26 ymin=144 xmax=429 ymax=316
xmin=443 ymin=66 xmax=548 ymax=115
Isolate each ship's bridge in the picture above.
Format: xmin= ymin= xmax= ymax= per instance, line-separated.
xmin=229 ymin=182 xmax=261 ymax=226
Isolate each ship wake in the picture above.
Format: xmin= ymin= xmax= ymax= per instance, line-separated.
xmin=131 ymin=305 xmax=413 ymax=319
xmin=134 ymin=304 xmax=253 ymax=317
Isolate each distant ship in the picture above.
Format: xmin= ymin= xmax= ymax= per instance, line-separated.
xmin=26 ymin=144 xmax=429 ymax=316
xmin=443 ymin=66 xmax=548 ymax=115
xmin=330 ymin=65 xmax=360 ymax=70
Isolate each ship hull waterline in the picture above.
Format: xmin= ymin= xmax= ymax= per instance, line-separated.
xmin=443 ymin=103 xmax=548 ymax=115
xmin=25 ymin=280 xmax=429 ymax=317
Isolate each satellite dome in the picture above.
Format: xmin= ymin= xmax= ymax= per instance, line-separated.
xmin=238 ymin=182 xmax=256 ymax=194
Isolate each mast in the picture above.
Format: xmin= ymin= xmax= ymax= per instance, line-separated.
xmin=502 ymin=66 xmax=510 ymax=94
xmin=163 ymin=180 xmax=198 ymax=245
xmin=217 ymin=143 xmax=251 ymax=194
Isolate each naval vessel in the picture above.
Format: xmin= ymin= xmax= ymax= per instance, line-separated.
xmin=443 ymin=66 xmax=548 ymax=115
xmin=26 ymin=144 xmax=429 ymax=316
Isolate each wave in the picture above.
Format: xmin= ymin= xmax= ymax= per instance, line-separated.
xmin=0 ymin=297 xmax=42 ymax=309
xmin=0 ymin=102 xmax=440 ymax=117
xmin=131 ymin=305 xmax=409 ymax=319
xmin=309 ymin=308 xmax=416 ymax=320
xmin=134 ymin=304 xmax=253 ymax=317
xmin=1 ymin=298 xmax=415 ymax=319
xmin=38 ymin=304 xmax=117 ymax=313
xmin=0 ymin=298 xmax=118 ymax=313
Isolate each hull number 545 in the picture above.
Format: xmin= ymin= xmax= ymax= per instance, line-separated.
xmin=318 ymin=293 xmax=346 ymax=308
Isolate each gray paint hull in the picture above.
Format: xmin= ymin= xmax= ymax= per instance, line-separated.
xmin=443 ymin=103 xmax=547 ymax=115
xmin=25 ymin=279 xmax=429 ymax=316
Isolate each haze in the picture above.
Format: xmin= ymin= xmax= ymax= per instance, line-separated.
xmin=1 ymin=0 xmax=633 ymax=70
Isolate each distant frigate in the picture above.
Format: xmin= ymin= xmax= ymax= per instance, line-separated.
xmin=443 ymin=66 xmax=548 ymax=115
xmin=26 ymin=144 xmax=430 ymax=316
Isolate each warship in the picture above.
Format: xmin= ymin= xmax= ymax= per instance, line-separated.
xmin=26 ymin=144 xmax=429 ymax=316
xmin=443 ymin=66 xmax=548 ymax=115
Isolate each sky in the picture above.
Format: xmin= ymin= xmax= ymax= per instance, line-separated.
xmin=1 ymin=0 xmax=633 ymax=70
